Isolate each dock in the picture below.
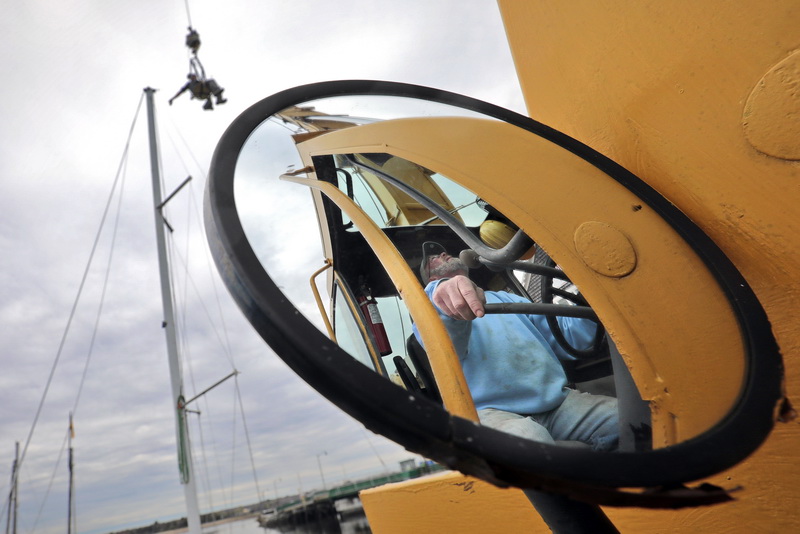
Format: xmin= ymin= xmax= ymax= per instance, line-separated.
xmin=258 ymin=462 xmax=445 ymax=529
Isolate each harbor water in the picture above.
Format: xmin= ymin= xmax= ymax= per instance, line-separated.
xmin=201 ymin=512 xmax=370 ymax=534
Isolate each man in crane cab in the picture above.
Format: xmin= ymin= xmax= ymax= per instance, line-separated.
xmin=414 ymin=241 xmax=619 ymax=451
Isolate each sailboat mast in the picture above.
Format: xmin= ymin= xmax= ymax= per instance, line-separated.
xmin=67 ymin=414 xmax=75 ymax=534
xmin=5 ymin=442 xmax=18 ymax=534
xmin=143 ymin=87 xmax=202 ymax=534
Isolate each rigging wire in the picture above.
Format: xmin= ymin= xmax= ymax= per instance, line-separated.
xmin=169 ymin=181 xmax=230 ymax=515
xmin=2 ymin=94 xmax=145 ymax=525
xmin=183 ymin=211 xmax=263 ymax=511
xmin=361 ymin=429 xmax=389 ymax=474
xmin=28 ymin=135 xmax=132 ymax=534
xmin=161 ymin=117 xmax=236 ymax=366
xmin=234 ymin=374 xmax=264 ymax=502
xmin=161 ymin=114 xmax=263 ymax=507
xmin=26 ymin=426 xmax=69 ymax=533
xmin=158 ymin=127 xmax=231 ymax=515
xmin=160 ymin=119 xmax=218 ymax=338
xmin=187 ymin=397 xmax=221 ymax=515
xmin=189 ymin=190 xmax=236 ymax=364
xmin=72 ymin=137 xmax=130 ymax=416
xmin=228 ymin=383 xmax=238 ymax=508
xmin=175 ymin=175 xmax=220 ymax=512
xmin=167 ymin=244 xmax=237 ymax=368
xmin=163 ymin=114 xmax=206 ymax=178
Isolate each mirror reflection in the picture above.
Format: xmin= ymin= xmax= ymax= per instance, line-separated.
xmin=234 ymin=96 xmax=653 ymax=455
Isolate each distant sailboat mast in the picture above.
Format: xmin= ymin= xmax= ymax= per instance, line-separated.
xmin=67 ymin=414 xmax=75 ymax=534
xmin=5 ymin=442 xmax=18 ymax=534
xmin=143 ymin=87 xmax=202 ymax=534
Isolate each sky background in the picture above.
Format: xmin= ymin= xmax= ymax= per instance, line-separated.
xmin=0 ymin=2 xmax=525 ymax=533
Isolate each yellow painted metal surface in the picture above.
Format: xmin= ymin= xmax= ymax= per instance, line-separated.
xmin=497 ymin=3 xmax=800 ymax=362
xmin=308 ymin=259 xmax=336 ymax=340
xmin=362 ymin=465 xmax=800 ymax=533
xmin=360 ymin=471 xmax=549 ymax=533
xmin=361 ymin=1 xmax=799 ymax=532
xmin=281 ymin=174 xmax=479 ymax=421
xmin=358 ymin=2 xmax=800 ymax=532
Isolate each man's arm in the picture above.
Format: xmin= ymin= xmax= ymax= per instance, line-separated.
xmin=431 ymin=275 xmax=486 ymax=320
xmin=416 ymin=277 xmax=479 ymax=358
xmin=168 ymin=83 xmax=190 ymax=105
xmin=530 ymin=314 xmax=600 ymax=361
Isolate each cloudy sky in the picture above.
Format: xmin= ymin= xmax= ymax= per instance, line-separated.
xmin=0 ymin=2 xmax=525 ymax=533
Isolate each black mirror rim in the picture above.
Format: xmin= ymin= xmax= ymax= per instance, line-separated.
xmin=204 ymin=80 xmax=782 ymax=497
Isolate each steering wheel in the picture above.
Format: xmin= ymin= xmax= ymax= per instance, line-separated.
xmin=468 ymin=247 xmax=607 ymax=360
xmin=530 ymin=248 xmax=607 ymax=360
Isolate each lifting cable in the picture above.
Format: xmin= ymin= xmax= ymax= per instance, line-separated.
xmin=183 ymin=0 xmax=194 ymax=29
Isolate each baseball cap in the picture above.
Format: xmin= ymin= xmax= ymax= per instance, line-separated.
xmin=419 ymin=241 xmax=447 ymax=283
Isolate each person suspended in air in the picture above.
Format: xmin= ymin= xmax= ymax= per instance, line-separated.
xmin=168 ymin=28 xmax=227 ymax=110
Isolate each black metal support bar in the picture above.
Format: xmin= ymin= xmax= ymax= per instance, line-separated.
xmin=523 ymin=490 xmax=619 ymax=534
xmin=467 ymin=252 xmax=568 ymax=281
xmin=484 ymin=302 xmax=598 ymax=320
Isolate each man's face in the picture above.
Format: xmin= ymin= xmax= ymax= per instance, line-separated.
xmin=427 ymin=252 xmax=468 ymax=281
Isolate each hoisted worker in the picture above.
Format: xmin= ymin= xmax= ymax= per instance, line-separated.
xmin=168 ymin=73 xmax=227 ymax=110
xmin=168 ymin=27 xmax=227 ymax=110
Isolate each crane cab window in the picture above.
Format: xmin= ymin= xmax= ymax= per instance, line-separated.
xmin=330 ymin=153 xmax=488 ymax=231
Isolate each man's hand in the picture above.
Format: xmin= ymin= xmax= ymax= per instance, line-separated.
xmin=432 ymin=275 xmax=486 ymax=320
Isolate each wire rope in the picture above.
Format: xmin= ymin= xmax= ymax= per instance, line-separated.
xmin=72 ymin=143 xmax=129 ymax=416
xmin=361 ymin=429 xmax=388 ymax=474
xmin=183 ymin=0 xmax=193 ymax=29
xmin=227 ymin=383 xmax=238 ymax=511
xmin=234 ymin=375 xmax=263 ymax=502
xmin=168 ymin=245 xmax=237 ymax=368
xmin=26 ymin=426 xmax=69 ymax=533
xmin=30 ymin=129 xmax=133 ymax=534
xmin=161 ymin=106 xmax=264 ymax=514
xmin=168 ymin=185 xmax=226 ymax=516
xmin=163 ymin=114 xmax=205 ymax=176
xmin=162 ymin=112 xmax=236 ymax=366
xmin=159 ymin=124 xmax=242 ymax=514
xmin=156 ymin=149 xmax=222 ymax=513
xmin=162 ymin=114 xmax=238 ymax=367
xmin=189 ymin=403 xmax=217 ymax=515
xmin=4 ymin=94 xmax=145 ymax=527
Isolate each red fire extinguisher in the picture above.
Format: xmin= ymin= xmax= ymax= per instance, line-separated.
xmin=357 ymin=289 xmax=392 ymax=356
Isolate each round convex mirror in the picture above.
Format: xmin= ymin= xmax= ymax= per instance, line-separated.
xmin=205 ymin=80 xmax=782 ymax=505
